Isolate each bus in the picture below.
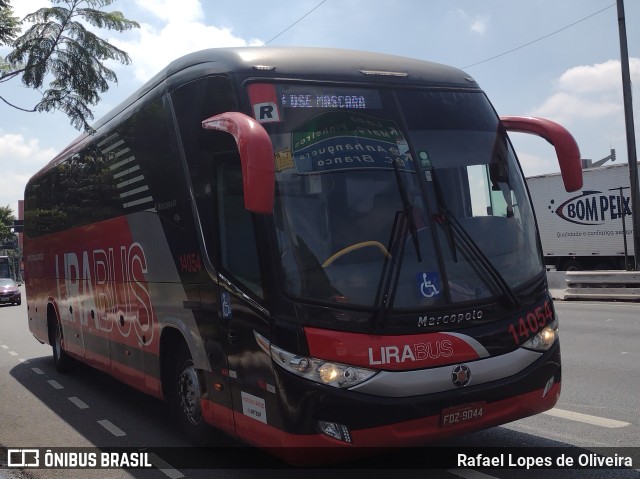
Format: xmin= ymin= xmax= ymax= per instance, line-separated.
xmin=0 ymin=256 xmax=10 ymax=279
xmin=24 ymin=47 xmax=582 ymax=463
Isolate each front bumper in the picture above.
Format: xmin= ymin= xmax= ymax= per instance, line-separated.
xmin=216 ymin=342 xmax=561 ymax=465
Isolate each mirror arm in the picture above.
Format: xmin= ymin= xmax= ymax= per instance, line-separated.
xmin=501 ymin=116 xmax=583 ymax=192
xmin=202 ymin=112 xmax=275 ymax=214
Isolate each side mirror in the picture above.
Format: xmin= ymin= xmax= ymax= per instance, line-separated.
xmin=202 ymin=112 xmax=275 ymax=214
xmin=500 ymin=116 xmax=583 ymax=192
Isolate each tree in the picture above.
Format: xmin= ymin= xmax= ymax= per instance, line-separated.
xmin=0 ymin=204 xmax=21 ymax=281
xmin=0 ymin=204 xmax=15 ymax=244
xmin=0 ymin=0 xmax=139 ymax=131
xmin=0 ymin=0 xmax=19 ymax=45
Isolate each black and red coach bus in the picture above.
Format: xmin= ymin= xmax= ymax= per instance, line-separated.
xmin=24 ymin=47 xmax=582 ymax=461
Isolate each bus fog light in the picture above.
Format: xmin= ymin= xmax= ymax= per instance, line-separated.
xmin=318 ymin=421 xmax=352 ymax=443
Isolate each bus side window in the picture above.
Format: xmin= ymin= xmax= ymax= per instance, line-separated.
xmin=215 ymin=155 xmax=264 ymax=299
xmin=171 ymin=75 xmax=264 ymax=299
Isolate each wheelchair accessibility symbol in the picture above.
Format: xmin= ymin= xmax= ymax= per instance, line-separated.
xmin=221 ymin=291 xmax=232 ymax=319
xmin=417 ymin=272 xmax=441 ymax=299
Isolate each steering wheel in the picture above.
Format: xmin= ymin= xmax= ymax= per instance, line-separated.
xmin=322 ymin=241 xmax=391 ymax=267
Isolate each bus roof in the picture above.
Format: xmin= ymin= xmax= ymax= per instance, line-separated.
xmin=35 ymin=47 xmax=480 ymax=173
xmin=107 ymin=47 xmax=480 ymax=126
xmin=161 ymin=47 xmax=474 ymax=85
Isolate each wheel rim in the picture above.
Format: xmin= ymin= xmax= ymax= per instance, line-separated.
xmin=178 ymin=360 xmax=202 ymax=426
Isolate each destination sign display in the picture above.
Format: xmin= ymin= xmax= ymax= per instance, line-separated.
xmin=278 ymin=85 xmax=382 ymax=110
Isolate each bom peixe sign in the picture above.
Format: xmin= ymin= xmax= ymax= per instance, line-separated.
xmin=552 ymin=189 xmax=631 ymax=226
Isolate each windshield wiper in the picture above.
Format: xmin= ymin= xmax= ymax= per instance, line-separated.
xmin=372 ymin=209 xmax=407 ymax=327
xmin=430 ymin=168 xmax=521 ymax=309
xmin=392 ymin=160 xmax=422 ymax=262
xmin=372 ymin=159 xmax=422 ymax=327
xmin=448 ymin=211 xmax=521 ymax=308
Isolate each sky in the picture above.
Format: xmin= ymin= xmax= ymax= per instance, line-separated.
xmin=0 ymin=0 xmax=638 ymax=216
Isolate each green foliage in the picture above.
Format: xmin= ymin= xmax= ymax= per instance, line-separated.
xmin=0 ymin=204 xmax=20 ymax=279
xmin=0 ymin=0 xmax=19 ymax=44
xmin=0 ymin=204 xmax=15 ymax=244
xmin=0 ymin=0 xmax=139 ymax=131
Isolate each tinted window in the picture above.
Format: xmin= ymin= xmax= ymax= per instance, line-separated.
xmin=171 ymin=76 xmax=264 ymax=298
xmin=25 ymin=98 xmax=177 ymax=238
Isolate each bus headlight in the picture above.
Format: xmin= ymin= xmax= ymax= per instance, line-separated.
xmin=522 ymin=319 xmax=558 ymax=352
xmin=254 ymin=331 xmax=377 ymax=388
xmin=318 ymin=363 xmax=340 ymax=383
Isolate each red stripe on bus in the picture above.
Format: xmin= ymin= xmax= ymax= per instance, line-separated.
xmin=201 ymin=399 xmax=236 ymax=436
xmin=304 ymin=326 xmax=484 ymax=371
xmin=63 ymin=347 xmax=162 ymax=399
xmin=201 ymin=381 xmax=560 ymax=464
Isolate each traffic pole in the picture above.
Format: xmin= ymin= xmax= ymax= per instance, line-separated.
xmin=617 ymin=0 xmax=640 ymax=269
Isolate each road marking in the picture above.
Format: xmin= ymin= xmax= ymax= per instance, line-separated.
xmin=149 ymin=454 xmax=185 ymax=479
xmin=448 ymin=470 xmax=498 ymax=479
xmin=8 ymin=351 xmax=17 ymax=356
xmin=47 ymin=380 xmax=64 ymax=390
xmin=98 ymin=419 xmax=126 ymax=437
xmin=543 ymin=408 xmax=630 ymax=428
xmin=1 ymin=345 xmax=8 ymax=349
xmin=31 ymin=367 xmax=45 ymax=375
xmin=68 ymin=397 xmax=89 ymax=409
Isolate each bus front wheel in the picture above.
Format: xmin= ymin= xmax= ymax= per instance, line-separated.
xmin=169 ymin=344 xmax=211 ymax=444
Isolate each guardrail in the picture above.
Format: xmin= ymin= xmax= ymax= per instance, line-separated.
xmin=547 ymin=270 xmax=640 ymax=301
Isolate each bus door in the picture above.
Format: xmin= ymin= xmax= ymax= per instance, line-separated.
xmin=191 ymin=284 xmax=235 ymax=434
xmin=213 ymin=154 xmax=276 ymax=443
xmin=169 ymin=71 xmax=277 ymax=437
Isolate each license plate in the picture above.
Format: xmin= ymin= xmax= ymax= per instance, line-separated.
xmin=0 ymin=297 xmax=9 ymax=302
xmin=440 ymin=402 xmax=485 ymax=427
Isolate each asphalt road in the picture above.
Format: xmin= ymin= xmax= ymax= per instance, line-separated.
xmin=0 ymin=289 xmax=638 ymax=479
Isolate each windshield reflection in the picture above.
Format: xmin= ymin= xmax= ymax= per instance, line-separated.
xmin=264 ymin=85 xmax=544 ymax=309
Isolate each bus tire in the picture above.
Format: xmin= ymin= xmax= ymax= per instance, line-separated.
xmin=169 ymin=344 xmax=211 ymax=444
xmin=49 ymin=311 xmax=72 ymax=373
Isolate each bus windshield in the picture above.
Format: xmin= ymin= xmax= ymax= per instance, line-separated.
xmin=255 ymin=83 xmax=543 ymax=309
